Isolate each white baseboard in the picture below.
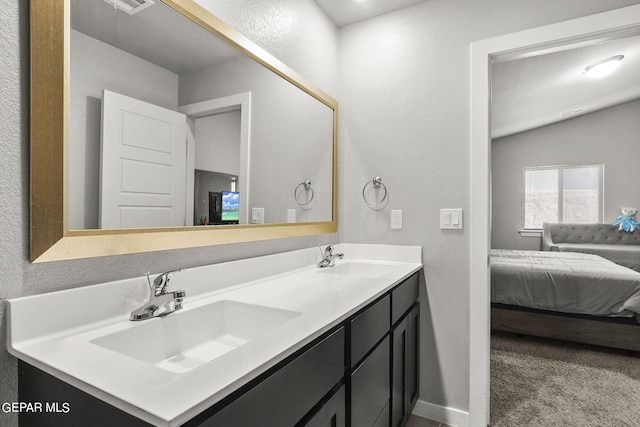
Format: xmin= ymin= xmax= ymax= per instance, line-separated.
xmin=412 ymin=399 xmax=469 ymax=427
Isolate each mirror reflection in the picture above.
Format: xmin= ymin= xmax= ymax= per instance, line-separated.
xmin=69 ymin=0 xmax=334 ymax=230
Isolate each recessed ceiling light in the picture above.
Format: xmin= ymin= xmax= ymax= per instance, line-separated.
xmin=583 ymin=55 xmax=624 ymax=78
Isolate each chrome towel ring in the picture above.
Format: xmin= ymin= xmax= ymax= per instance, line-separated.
xmin=294 ymin=180 xmax=315 ymax=206
xmin=362 ymin=176 xmax=388 ymax=206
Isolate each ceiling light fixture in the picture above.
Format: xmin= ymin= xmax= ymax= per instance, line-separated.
xmin=583 ymin=55 xmax=624 ymax=78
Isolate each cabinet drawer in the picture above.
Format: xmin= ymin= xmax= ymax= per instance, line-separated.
xmin=304 ymin=385 xmax=346 ymax=427
xmin=372 ymin=401 xmax=390 ymax=427
xmin=351 ymin=336 xmax=390 ymax=427
xmin=391 ymin=273 xmax=419 ymax=325
xmin=350 ymin=295 xmax=390 ymax=366
xmin=199 ymin=327 xmax=345 ymax=427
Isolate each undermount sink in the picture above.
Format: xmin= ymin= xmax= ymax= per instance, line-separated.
xmin=317 ymin=261 xmax=395 ymax=278
xmin=91 ymin=300 xmax=301 ymax=373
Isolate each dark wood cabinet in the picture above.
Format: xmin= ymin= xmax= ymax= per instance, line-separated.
xmin=18 ymin=361 xmax=152 ymax=427
xmin=18 ymin=271 xmax=421 ymax=427
xmin=304 ymin=385 xmax=346 ymax=427
xmin=391 ymin=304 xmax=419 ymax=427
xmin=349 ymin=272 xmax=420 ymax=427
xmin=350 ymin=294 xmax=390 ymax=366
xmin=391 ymin=273 xmax=419 ymax=325
xmin=195 ymin=328 xmax=345 ymax=427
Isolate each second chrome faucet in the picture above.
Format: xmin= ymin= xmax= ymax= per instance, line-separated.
xmin=130 ymin=269 xmax=187 ymax=321
xmin=318 ymin=244 xmax=344 ymax=268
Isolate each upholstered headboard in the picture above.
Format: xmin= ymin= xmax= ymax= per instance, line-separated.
xmin=543 ymin=223 xmax=640 ymax=247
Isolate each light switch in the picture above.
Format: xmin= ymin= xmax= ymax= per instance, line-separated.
xmin=444 ymin=213 xmax=451 ymax=226
xmin=440 ymin=209 xmax=463 ymax=230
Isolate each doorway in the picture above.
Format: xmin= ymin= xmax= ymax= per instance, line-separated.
xmin=469 ymin=5 xmax=640 ymax=426
xmin=180 ymin=92 xmax=252 ymax=225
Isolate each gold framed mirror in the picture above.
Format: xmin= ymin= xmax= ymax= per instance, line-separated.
xmin=30 ymin=0 xmax=338 ymax=262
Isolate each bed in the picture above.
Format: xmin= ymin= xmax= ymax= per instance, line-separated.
xmin=490 ymin=249 xmax=640 ymax=352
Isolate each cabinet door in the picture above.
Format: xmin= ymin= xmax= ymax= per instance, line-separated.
xmin=351 ymin=336 xmax=390 ymax=427
xmin=391 ymin=304 xmax=419 ymax=427
xmin=304 ymin=386 xmax=346 ymax=427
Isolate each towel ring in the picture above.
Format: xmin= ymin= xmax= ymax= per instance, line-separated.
xmin=294 ymin=180 xmax=315 ymax=206
xmin=362 ymin=176 xmax=388 ymax=206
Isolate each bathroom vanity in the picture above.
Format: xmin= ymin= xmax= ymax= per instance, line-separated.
xmin=8 ymin=244 xmax=422 ymax=426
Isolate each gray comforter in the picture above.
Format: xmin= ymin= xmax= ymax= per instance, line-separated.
xmin=491 ymin=249 xmax=640 ymax=318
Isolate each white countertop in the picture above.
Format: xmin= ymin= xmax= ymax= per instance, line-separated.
xmin=7 ymin=243 xmax=422 ymax=426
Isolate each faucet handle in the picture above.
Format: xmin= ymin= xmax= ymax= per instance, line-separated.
xmin=150 ymin=269 xmax=185 ymax=296
xmin=324 ymin=243 xmax=339 ymax=255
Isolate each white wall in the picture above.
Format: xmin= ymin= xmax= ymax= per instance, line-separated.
xmin=194 ymin=110 xmax=242 ymax=175
xmin=338 ymin=0 xmax=640 ymax=419
xmin=492 ymin=99 xmax=640 ymax=251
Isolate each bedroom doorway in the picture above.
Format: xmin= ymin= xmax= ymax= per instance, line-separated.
xmin=469 ymin=5 xmax=640 ymax=427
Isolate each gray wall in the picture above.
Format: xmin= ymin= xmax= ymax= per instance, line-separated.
xmin=3 ymin=0 xmax=640 ymax=425
xmin=180 ymin=57 xmax=334 ymax=224
xmin=492 ymin=99 xmax=640 ymax=250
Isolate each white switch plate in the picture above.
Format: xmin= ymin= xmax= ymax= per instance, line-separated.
xmin=440 ymin=208 xmax=463 ymax=230
xmin=287 ymin=209 xmax=296 ymax=223
xmin=252 ymin=207 xmax=264 ymax=224
xmin=391 ymin=210 xmax=403 ymax=230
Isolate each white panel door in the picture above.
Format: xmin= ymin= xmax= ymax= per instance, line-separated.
xmin=100 ymin=90 xmax=187 ymax=228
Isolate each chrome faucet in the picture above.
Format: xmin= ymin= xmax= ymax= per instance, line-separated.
xmin=130 ymin=269 xmax=187 ymax=321
xmin=317 ymin=244 xmax=344 ymax=268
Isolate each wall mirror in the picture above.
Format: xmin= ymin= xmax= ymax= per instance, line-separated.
xmin=31 ymin=0 xmax=338 ymax=262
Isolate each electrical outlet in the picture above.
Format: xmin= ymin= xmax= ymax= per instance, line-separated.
xmin=391 ymin=210 xmax=403 ymax=230
xmin=287 ymin=209 xmax=296 ymax=223
xmin=252 ymin=207 xmax=264 ymax=224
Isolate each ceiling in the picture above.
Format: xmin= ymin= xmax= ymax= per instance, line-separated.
xmin=313 ymin=0 xmax=428 ymax=27
xmin=71 ymin=0 xmax=244 ymax=75
xmin=491 ymin=33 xmax=640 ymax=138
xmin=72 ymin=0 xmax=431 ymax=74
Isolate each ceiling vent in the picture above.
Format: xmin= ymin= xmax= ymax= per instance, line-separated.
xmin=102 ymin=0 xmax=154 ymax=15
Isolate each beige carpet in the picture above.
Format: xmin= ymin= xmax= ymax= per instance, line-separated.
xmin=490 ymin=332 xmax=640 ymax=427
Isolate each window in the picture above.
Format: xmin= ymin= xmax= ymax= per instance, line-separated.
xmin=522 ymin=164 xmax=603 ymax=230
